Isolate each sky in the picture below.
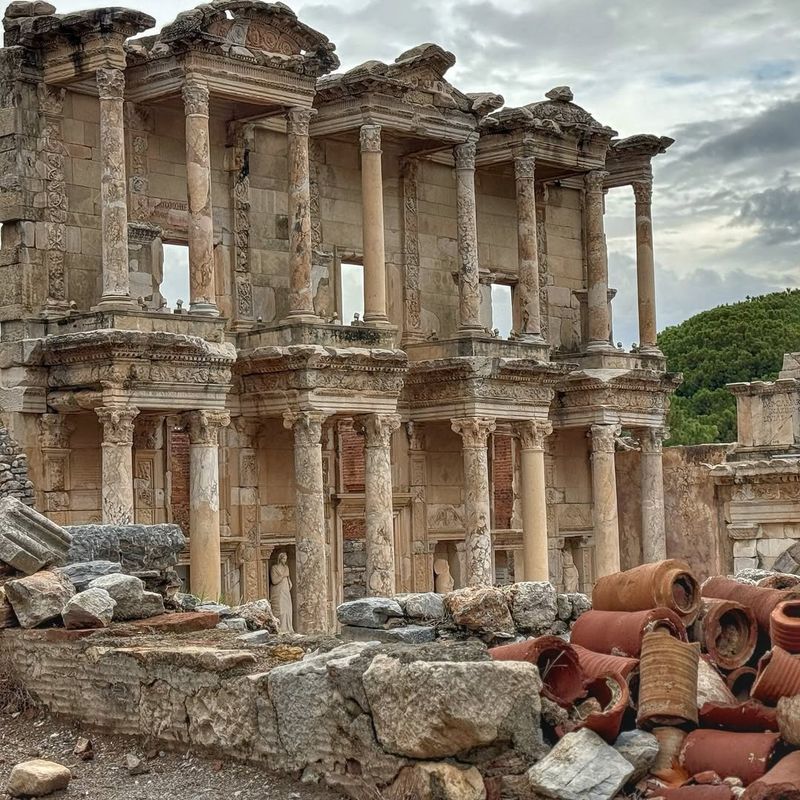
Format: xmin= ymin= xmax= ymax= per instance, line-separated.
xmin=75 ymin=0 xmax=800 ymax=344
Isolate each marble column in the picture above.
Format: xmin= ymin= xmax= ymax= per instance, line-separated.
xmin=515 ymin=419 xmax=552 ymax=581
xmin=633 ymin=180 xmax=659 ymax=352
xmin=186 ymin=410 xmax=230 ymax=600
xmin=454 ymin=139 xmax=482 ymax=332
xmin=589 ymin=423 xmax=621 ymax=579
xmin=355 ymin=413 xmax=401 ymax=596
xmin=283 ymin=410 xmax=329 ymax=633
xmin=286 ymin=108 xmax=316 ymax=319
xmin=360 ymin=124 xmax=389 ymax=325
xmin=640 ymin=426 xmax=667 ymax=563
xmin=183 ymin=80 xmax=219 ymax=316
xmin=451 ymin=417 xmax=496 ymax=586
xmin=96 ymin=405 xmax=138 ymax=525
xmin=234 ymin=418 xmax=261 ymax=601
xmin=96 ymin=68 xmax=133 ymax=308
xmin=585 ymin=170 xmax=611 ymax=351
xmin=514 ymin=155 xmax=544 ymax=341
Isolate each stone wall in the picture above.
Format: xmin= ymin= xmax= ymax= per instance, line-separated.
xmin=0 ymin=424 xmax=33 ymax=506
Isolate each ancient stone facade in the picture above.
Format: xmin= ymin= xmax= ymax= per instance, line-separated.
xmin=0 ymin=1 xmax=677 ymax=630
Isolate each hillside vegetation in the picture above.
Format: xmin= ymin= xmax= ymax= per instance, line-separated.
xmin=658 ymin=289 xmax=800 ymax=445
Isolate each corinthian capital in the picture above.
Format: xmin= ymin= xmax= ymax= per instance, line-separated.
xmin=359 ymin=123 xmax=382 ymax=153
xmin=589 ymin=423 xmax=621 ymax=453
xmin=39 ymin=413 xmax=75 ymax=449
xmin=584 ymin=170 xmax=609 ymax=193
xmin=451 ymin=416 xmax=496 ymax=448
xmin=514 ymin=419 xmax=553 ymax=450
xmin=640 ymin=426 xmax=668 ymax=454
xmin=354 ymin=413 xmax=401 ymax=448
xmin=286 ymin=107 xmax=315 ymax=136
xmin=185 ymin=409 xmax=230 ymax=445
xmin=96 ymin=68 xmax=125 ymax=101
xmin=454 ymin=140 xmax=477 ymax=170
xmin=96 ymin=406 xmax=139 ymax=446
xmin=632 ymin=179 xmax=653 ymax=206
xmin=283 ymin=409 xmax=327 ymax=447
xmin=514 ymin=155 xmax=536 ymax=181
xmin=182 ymin=81 xmax=210 ymax=116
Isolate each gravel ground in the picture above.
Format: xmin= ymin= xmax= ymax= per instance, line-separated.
xmin=0 ymin=709 xmax=341 ymax=799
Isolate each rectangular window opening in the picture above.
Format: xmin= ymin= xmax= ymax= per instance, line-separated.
xmin=161 ymin=243 xmax=190 ymax=311
xmin=490 ymin=283 xmax=513 ymax=339
xmin=340 ymin=261 xmax=364 ymax=325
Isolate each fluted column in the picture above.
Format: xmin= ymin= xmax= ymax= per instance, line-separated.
xmin=283 ymin=410 xmax=329 ymax=633
xmin=515 ymin=419 xmax=552 ymax=581
xmin=514 ymin=155 xmax=544 ymax=341
xmin=640 ymin=426 xmax=667 ymax=563
xmin=360 ymin=124 xmax=389 ymax=325
xmin=451 ymin=417 xmax=496 ymax=586
xmin=96 ymin=406 xmax=138 ymax=525
xmin=585 ymin=170 xmax=611 ymax=351
xmin=96 ymin=69 xmax=133 ymax=308
xmin=454 ymin=139 xmax=482 ymax=332
xmin=633 ymin=180 xmax=659 ymax=352
xmin=590 ymin=423 xmax=621 ymax=579
xmin=354 ymin=413 xmax=401 ymax=595
xmin=183 ymin=80 xmax=219 ymax=316
xmin=186 ymin=410 xmax=230 ymax=600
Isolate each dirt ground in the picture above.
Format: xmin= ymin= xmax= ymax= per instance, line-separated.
xmin=0 ymin=709 xmax=341 ymax=799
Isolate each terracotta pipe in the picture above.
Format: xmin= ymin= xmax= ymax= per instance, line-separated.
xmin=652 ymin=726 xmax=688 ymax=772
xmin=570 ymin=608 xmax=686 ymax=658
xmin=757 ymin=573 xmax=800 ymax=590
xmin=769 ymin=600 xmax=800 ymax=653
xmin=679 ymin=729 xmax=780 ymax=786
xmin=726 ymin=666 xmax=758 ymax=702
xmin=741 ymin=751 xmax=800 ymax=799
xmin=556 ymin=672 xmax=629 ymax=743
xmin=570 ymin=644 xmax=638 ymax=681
xmin=699 ymin=700 xmax=779 ymax=732
xmin=691 ymin=598 xmax=757 ymax=670
xmin=592 ymin=559 xmax=701 ymax=624
xmin=751 ymin=646 xmax=800 ymax=706
xmin=701 ymin=576 xmax=800 ymax=631
xmin=652 ymin=788 xmax=733 ymax=800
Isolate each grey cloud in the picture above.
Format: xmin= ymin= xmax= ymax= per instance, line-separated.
xmin=734 ymin=182 xmax=800 ymax=243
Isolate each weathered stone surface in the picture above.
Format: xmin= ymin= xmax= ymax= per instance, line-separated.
xmin=66 ymin=523 xmax=185 ymax=573
xmin=0 ymin=583 xmax=17 ymax=628
xmin=217 ymin=617 xmax=248 ymax=633
xmin=5 ymin=570 xmax=74 ymax=627
xmin=231 ymin=599 xmax=279 ymax=632
xmin=61 ymin=587 xmax=115 ymax=629
xmin=556 ymin=593 xmax=572 ymax=621
xmin=527 ymin=728 xmax=634 ymax=800
xmin=362 ymin=653 xmax=543 ymax=759
xmin=385 ymin=762 xmax=486 ymax=800
xmin=401 ymin=592 xmax=445 ymax=621
xmin=340 ymin=624 xmax=436 ymax=644
xmin=444 ymin=586 xmax=515 ymax=636
xmin=139 ymin=591 xmax=165 ymax=618
xmin=56 ymin=560 xmax=121 ymax=591
xmin=0 ymin=497 xmax=71 ymax=575
xmin=88 ymin=573 xmax=149 ymax=620
xmin=504 ymin=581 xmax=558 ymax=634
xmin=336 ymin=597 xmax=404 ymax=628
xmin=7 ymin=759 xmax=71 ymax=797
xmin=197 ymin=602 xmax=234 ymax=617
xmin=614 ymin=730 xmax=659 ymax=783
xmin=568 ymin=592 xmax=592 ymax=620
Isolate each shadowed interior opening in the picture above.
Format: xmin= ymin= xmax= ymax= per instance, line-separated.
xmin=671 ymin=573 xmax=698 ymax=612
xmin=716 ymin=609 xmax=750 ymax=657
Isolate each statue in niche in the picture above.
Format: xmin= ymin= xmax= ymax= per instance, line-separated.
xmin=562 ymin=547 xmax=579 ymax=593
xmin=270 ymin=551 xmax=294 ymax=633
xmin=433 ymin=558 xmax=454 ymax=594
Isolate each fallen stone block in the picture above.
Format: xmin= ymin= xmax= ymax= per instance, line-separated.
xmin=7 ymin=758 xmax=71 ymax=797
xmin=139 ymin=591 xmax=165 ymax=618
xmin=0 ymin=497 xmax=71 ymax=575
xmin=527 ymin=727 xmax=634 ymax=800
xmin=65 ymin=523 xmax=184 ymax=573
xmin=230 ymin=599 xmax=279 ymax=632
xmin=217 ymin=618 xmax=248 ymax=633
xmin=504 ymin=581 xmax=558 ymax=634
xmin=337 ymin=597 xmax=404 ymax=628
xmin=614 ymin=729 xmax=659 ymax=783
xmin=89 ymin=573 xmax=146 ymax=620
xmin=56 ymin=560 xmax=121 ymax=591
xmin=385 ymin=762 xmax=486 ymax=800
xmin=400 ymin=592 xmax=445 ymax=621
xmin=61 ymin=587 xmax=116 ymax=629
xmin=444 ymin=585 xmax=515 ymax=636
xmin=114 ymin=611 xmax=220 ymax=635
xmin=0 ymin=583 xmax=18 ymax=628
xmin=340 ymin=624 xmax=436 ymax=644
xmin=5 ymin=570 xmax=75 ymax=628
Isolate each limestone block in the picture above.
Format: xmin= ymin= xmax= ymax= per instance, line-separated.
xmin=336 ymin=597 xmax=404 ymax=628
xmin=61 ymin=587 xmax=115 ymax=629
xmin=185 ymin=675 xmax=260 ymax=752
xmin=613 ymin=730 xmax=659 ymax=783
xmin=757 ymin=538 xmax=789 ymax=558
xmin=230 ymin=599 xmax=279 ymax=633
xmin=66 ymin=523 xmax=185 ymax=572
xmin=5 ymin=570 xmax=75 ymax=628
xmin=362 ymin=654 xmax=543 ymax=760
xmin=527 ymin=728 xmax=634 ymax=800
xmin=444 ymin=586 xmax=515 ymax=636
xmin=733 ymin=540 xmax=758 ymax=559
xmin=398 ymin=592 xmax=445 ymax=622
xmin=88 ymin=573 xmax=148 ymax=620
xmin=139 ymin=591 xmax=165 ymax=618
xmin=505 ymin=581 xmax=558 ymax=634
xmin=385 ymin=763 xmax=486 ymax=800
xmin=56 ymin=559 xmax=121 ymax=590
xmin=734 ymin=557 xmax=759 ymax=573
xmin=7 ymin=759 xmax=71 ymax=798
xmin=339 ymin=624 xmax=436 ymax=644
xmin=0 ymin=496 xmax=72 ymax=575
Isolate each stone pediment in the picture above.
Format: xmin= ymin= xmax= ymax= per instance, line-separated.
xmin=128 ymin=0 xmax=339 ymax=77
xmin=611 ymin=134 xmax=674 ymax=157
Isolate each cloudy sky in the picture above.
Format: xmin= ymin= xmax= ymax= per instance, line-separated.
xmin=65 ymin=0 xmax=800 ymax=343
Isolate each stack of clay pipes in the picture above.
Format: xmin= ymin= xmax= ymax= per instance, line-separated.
xmin=490 ymin=560 xmax=800 ymax=798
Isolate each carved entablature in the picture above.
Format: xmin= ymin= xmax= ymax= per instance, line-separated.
xmin=604 ymin=134 xmax=675 ymax=188
xmin=727 ymin=378 xmax=800 ymax=454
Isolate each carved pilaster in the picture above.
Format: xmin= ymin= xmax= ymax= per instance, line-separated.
xmin=401 ymin=158 xmax=423 ymax=343
xmin=454 ymin=138 xmax=481 ymax=331
xmin=124 ymin=102 xmax=153 ymax=223
xmin=231 ymin=124 xmax=254 ymax=324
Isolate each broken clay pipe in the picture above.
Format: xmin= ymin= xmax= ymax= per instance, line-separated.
xmin=701 ymin=576 xmax=800 ymax=632
xmin=751 ymin=646 xmax=800 ymax=706
xmin=679 ymin=729 xmax=780 ymax=787
xmin=691 ymin=598 xmax=757 ymax=670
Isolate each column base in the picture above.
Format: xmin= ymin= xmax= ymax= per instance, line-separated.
xmin=189 ymin=301 xmax=221 ymax=317
xmin=93 ymin=296 xmax=138 ymax=312
xmin=585 ymin=339 xmax=617 ymax=353
xmin=280 ymin=311 xmax=320 ymax=324
xmin=511 ymin=332 xmax=547 ymax=345
xmin=363 ymin=315 xmax=393 ymax=329
xmin=638 ymin=344 xmax=663 ymax=356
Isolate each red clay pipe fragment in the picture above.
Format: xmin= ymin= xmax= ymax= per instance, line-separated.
xmin=489 ymin=636 xmax=586 ymax=707
xmin=699 ymin=700 xmax=778 ymax=732
xmin=570 ymin=608 xmax=686 ymax=658
xmin=571 ymin=644 xmax=639 ymax=682
xmin=653 ymin=788 xmax=734 ymax=800
xmin=757 ymin=573 xmax=800 ymax=590
xmin=557 ymin=673 xmax=629 ymax=743
xmin=691 ymin=598 xmax=757 ymax=670
xmin=637 ymin=629 xmax=700 ymax=728
xmin=726 ymin=667 xmax=758 ymax=702
xmin=701 ymin=576 xmax=800 ymax=631
xmin=769 ymin=600 xmax=800 ymax=653
xmin=751 ymin=646 xmax=800 ymax=705
xmin=592 ymin=559 xmax=701 ymax=624
xmin=679 ymin=730 xmax=780 ymax=786
xmin=741 ymin=751 xmax=800 ymax=800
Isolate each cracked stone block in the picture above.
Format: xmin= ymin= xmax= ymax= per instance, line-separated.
xmin=0 ymin=496 xmax=71 ymax=575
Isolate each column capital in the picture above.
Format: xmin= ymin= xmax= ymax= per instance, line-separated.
xmin=406 ymin=421 xmax=426 ymax=451
xmin=182 ymin=80 xmax=209 ymax=116
xmin=233 ymin=416 xmax=262 ymax=448
xmin=589 ymin=422 xmax=621 ymax=453
xmin=39 ymin=413 xmax=75 ymax=449
xmin=514 ymin=419 xmax=553 ymax=450
xmin=585 ymin=169 xmax=609 ymax=193
xmin=514 ymin=155 xmax=536 ymax=181
xmin=640 ymin=426 xmax=668 ymax=454
xmin=632 ymin=179 xmax=653 ymax=205
xmin=451 ymin=416 xmax=496 ymax=448
xmin=185 ymin=409 xmax=230 ymax=445
xmin=454 ymin=140 xmax=477 ymax=170
xmin=96 ymin=67 xmax=125 ymax=101
xmin=96 ymin=406 xmax=139 ymax=445
xmin=286 ymin=107 xmax=315 ymax=136
xmin=354 ymin=413 xmax=401 ymax=448
xmin=283 ymin=409 xmax=328 ymax=446
xmin=359 ymin=123 xmax=382 ymax=153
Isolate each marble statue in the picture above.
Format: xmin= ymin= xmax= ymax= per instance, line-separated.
xmin=433 ymin=558 xmax=454 ymax=594
xmin=270 ymin=551 xmax=294 ymax=633
xmin=562 ymin=547 xmax=579 ymax=593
